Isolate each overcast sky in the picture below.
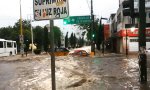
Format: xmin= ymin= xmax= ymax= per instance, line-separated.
xmin=0 ymin=0 xmax=119 ymax=35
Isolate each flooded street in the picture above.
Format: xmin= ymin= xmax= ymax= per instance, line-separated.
xmin=0 ymin=54 xmax=150 ymax=90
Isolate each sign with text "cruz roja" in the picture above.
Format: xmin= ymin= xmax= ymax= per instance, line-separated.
xmin=63 ymin=15 xmax=91 ymax=24
xmin=33 ymin=0 xmax=69 ymax=20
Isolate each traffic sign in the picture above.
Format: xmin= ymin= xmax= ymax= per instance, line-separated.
xmin=63 ymin=15 xmax=91 ymax=24
xmin=33 ymin=0 xmax=69 ymax=20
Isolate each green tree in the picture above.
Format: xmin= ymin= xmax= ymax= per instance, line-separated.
xmin=69 ymin=32 xmax=74 ymax=48
xmin=43 ymin=26 xmax=49 ymax=52
xmin=53 ymin=26 xmax=61 ymax=47
xmin=65 ymin=32 xmax=68 ymax=48
xmin=13 ymin=19 xmax=31 ymax=45
xmin=0 ymin=26 xmax=13 ymax=40
xmin=73 ymin=33 xmax=77 ymax=48
xmin=33 ymin=26 xmax=44 ymax=49
xmin=96 ymin=23 xmax=103 ymax=50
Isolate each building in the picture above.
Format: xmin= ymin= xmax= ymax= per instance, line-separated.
xmin=110 ymin=0 xmax=150 ymax=53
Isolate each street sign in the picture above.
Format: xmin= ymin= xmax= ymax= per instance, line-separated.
xmin=63 ymin=15 xmax=91 ymax=24
xmin=33 ymin=0 xmax=69 ymax=20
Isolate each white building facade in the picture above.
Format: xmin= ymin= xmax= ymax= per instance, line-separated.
xmin=110 ymin=0 xmax=150 ymax=53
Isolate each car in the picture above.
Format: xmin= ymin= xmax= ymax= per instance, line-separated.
xmin=69 ymin=50 xmax=89 ymax=56
xmin=48 ymin=47 xmax=70 ymax=56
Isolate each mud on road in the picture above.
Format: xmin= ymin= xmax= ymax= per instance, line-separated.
xmin=0 ymin=54 xmax=150 ymax=90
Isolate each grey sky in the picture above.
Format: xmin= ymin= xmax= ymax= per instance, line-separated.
xmin=0 ymin=0 xmax=119 ymax=35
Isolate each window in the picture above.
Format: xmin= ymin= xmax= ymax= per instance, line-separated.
xmin=0 ymin=41 xmax=3 ymax=48
xmin=130 ymin=39 xmax=138 ymax=42
xmin=7 ymin=42 xmax=12 ymax=47
xmin=14 ymin=43 xmax=16 ymax=48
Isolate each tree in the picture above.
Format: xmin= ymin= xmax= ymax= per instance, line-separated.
xmin=33 ymin=26 xmax=44 ymax=50
xmin=73 ymin=33 xmax=77 ymax=48
xmin=0 ymin=26 xmax=13 ymax=40
xmin=53 ymin=26 xmax=61 ymax=47
xmin=43 ymin=26 xmax=49 ymax=52
xmin=69 ymin=32 xmax=74 ymax=48
xmin=13 ymin=19 xmax=32 ymax=46
xmin=96 ymin=23 xmax=103 ymax=50
xmin=65 ymin=32 xmax=68 ymax=48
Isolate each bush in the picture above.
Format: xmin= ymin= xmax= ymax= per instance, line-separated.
xmin=34 ymin=49 xmax=41 ymax=54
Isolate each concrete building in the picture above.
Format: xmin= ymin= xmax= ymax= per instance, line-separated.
xmin=110 ymin=0 xmax=150 ymax=53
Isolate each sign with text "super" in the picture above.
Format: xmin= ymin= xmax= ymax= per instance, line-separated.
xmin=33 ymin=0 xmax=69 ymax=20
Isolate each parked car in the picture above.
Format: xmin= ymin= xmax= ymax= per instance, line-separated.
xmin=69 ymin=50 xmax=89 ymax=56
xmin=49 ymin=47 xmax=70 ymax=56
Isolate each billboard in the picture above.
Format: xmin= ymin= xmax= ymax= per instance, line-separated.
xmin=33 ymin=0 xmax=69 ymax=20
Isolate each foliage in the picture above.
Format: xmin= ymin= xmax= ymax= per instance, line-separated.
xmin=53 ymin=26 xmax=61 ymax=47
xmin=65 ymin=32 xmax=68 ymax=48
xmin=69 ymin=32 xmax=74 ymax=48
xmin=0 ymin=26 xmax=14 ymax=40
xmin=75 ymin=18 xmax=103 ymax=50
xmin=73 ymin=33 xmax=77 ymax=48
xmin=96 ymin=24 xmax=103 ymax=50
xmin=33 ymin=26 xmax=44 ymax=50
xmin=78 ymin=37 xmax=84 ymax=47
xmin=43 ymin=26 xmax=49 ymax=52
xmin=0 ymin=19 xmax=64 ymax=53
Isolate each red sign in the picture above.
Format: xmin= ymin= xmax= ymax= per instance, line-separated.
xmin=116 ymin=28 xmax=150 ymax=37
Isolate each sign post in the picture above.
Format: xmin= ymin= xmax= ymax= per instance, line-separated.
xmin=33 ymin=1 xmax=69 ymax=90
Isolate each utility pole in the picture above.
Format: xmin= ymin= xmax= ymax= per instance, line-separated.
xmin=126 ymin=28 xmax=128 ymax=57
xmin=20 ymin=0 xmax=24 ymax=57
xmin=30 ymin=15 xmax=34 ymax=55
xmin=138 ymin=0 xmax=147 ymax=83
xmin=50 ymin=20 xmax=56 ymax=90
xmin=91 ymin=0 xmax=95 ymax=55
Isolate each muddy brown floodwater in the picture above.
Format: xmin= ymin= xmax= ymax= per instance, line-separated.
xmin=0 ymin=54 xmax=150 ymax=90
